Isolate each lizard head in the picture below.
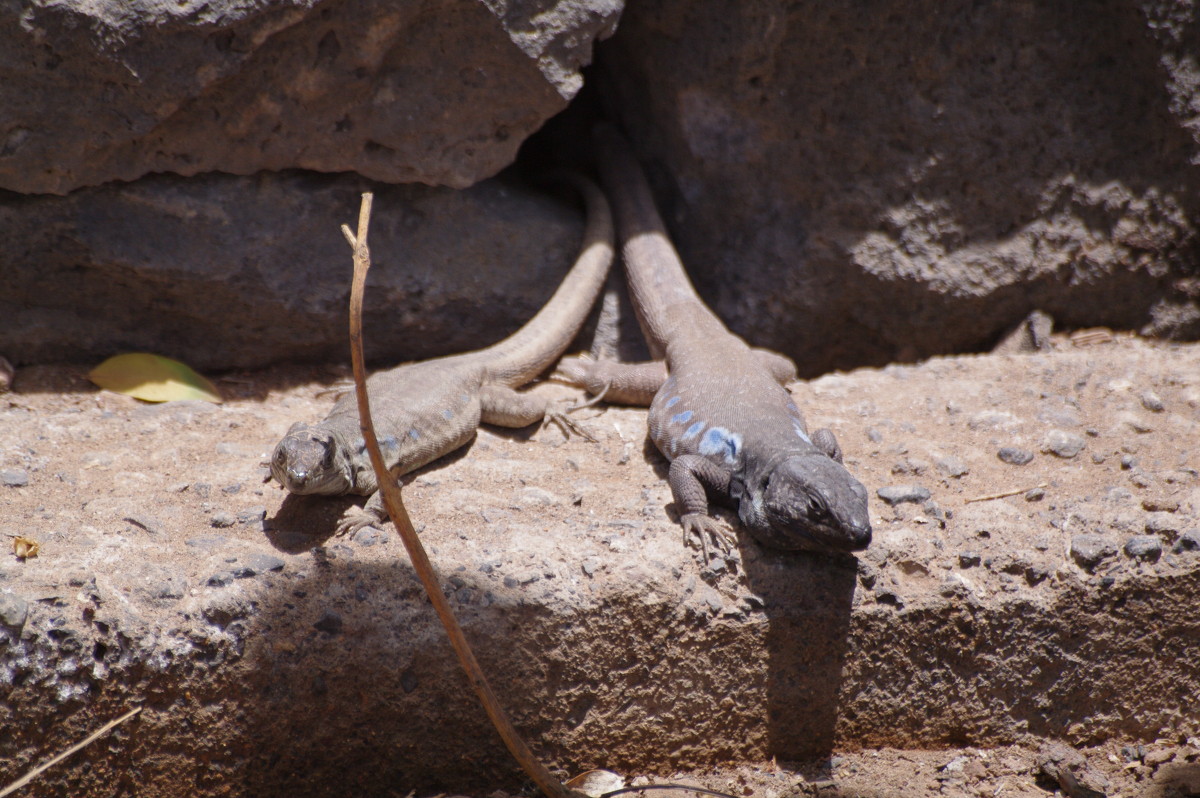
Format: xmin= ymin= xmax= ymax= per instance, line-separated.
xmin=743 ymin=453 xmax=872 ymax=552
xmin=270 ymin=423 xmax=354 ymax=496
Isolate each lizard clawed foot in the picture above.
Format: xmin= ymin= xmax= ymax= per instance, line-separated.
xmin=335 ymin=507 xmax=385 ymax=537
xmin=681 ymin=513 xmax=735 ymax=563
xmin=543 ymin=408 xmax=598 ymax=443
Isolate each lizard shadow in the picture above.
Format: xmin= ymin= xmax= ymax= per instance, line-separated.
xmin=737 ymin=545 xmax=859 ymax=764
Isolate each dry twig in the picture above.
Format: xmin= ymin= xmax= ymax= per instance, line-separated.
xmin=341 ymin=193 xmax=579 ymax=798
xmin=964 ymin=482 xmax=1048 ymax=503
xmin=0 ymin=707 xmax=142 ymax=797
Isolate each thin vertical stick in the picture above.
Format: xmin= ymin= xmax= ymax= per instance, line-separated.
xmin=341 ymin=194 xmax=577 ymax=798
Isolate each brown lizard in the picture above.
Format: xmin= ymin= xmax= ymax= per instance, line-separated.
xmin=271 ymin=176 xmax=614 ymax=535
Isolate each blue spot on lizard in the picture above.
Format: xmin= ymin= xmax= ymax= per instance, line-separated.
xmin=665 ymin=395 xmax=681 ymax=409
xmin=699 ymin=426 xmax=742 ymax=464
xmin=683 ymin=421 xmax=705 ymax=441
xmin=671 ymin=410 xmax=694 ymax=425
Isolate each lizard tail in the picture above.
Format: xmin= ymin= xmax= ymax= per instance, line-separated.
xmin=485 ymin=174 xmax=615 ymax=386
xmin=593 ymin=123 xmax=705 ymax=355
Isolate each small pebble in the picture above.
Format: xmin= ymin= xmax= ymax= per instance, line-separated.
xmin=1025 ymin=487 xmax=1045 ymax=502
xmin=959 ymin=552 xmax=981 ymax=568
xmin=1141 ymin=391 xmax=1165 ymax=412
xmin=997 ymin=447 xmax=1034 ymax=466
xmin=1174 ymin=533 xmax=1200 ymax=554
xmin=1142 ymin=498 xmax=1180 ymax=513
xmin=237 ymin=506 xmax=267 ymax=525
xmin=1120 ymin=454 xmax=1137 ymax=470
xmin=352 ymin=527 xmax=386 ymax=546
xmin=1124 ymin=536 xmax=1162 ymax=562
xmin=1145 ymin=512 xmax=1181 ymax=537
xmin=243 ymin=553 xmax=285 ymax=574
xmin=206 ymin=572 xmax=233 ymax=587
xmin=0 ymin=592 xmax=29 ymax=631
xmin=876 ymin=485 xmax=931 ymax=505
xmin=0 ymin=469 xmax=29 ymax=488
xmin=210 ymin=511 xmax=237 ymax=529
xmin=1070 ymin=534 xmax=1117 ymax=572
xmin=935 ymin=456 xmax=969 ymax=478
xmin=1043 ymin=429 xmax=1086 ymax=458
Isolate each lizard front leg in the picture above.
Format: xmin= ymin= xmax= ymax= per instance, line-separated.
xmin=668 ymin=454 xmax=735 ymax=559
xmin=479 ymin=382 xmax=595 ymax=441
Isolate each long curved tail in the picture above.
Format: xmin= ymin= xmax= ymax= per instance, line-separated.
xmin=485 ymin=175 xmax=615 ymax=385
xmin=593 ymin=123 xmax=705 ymax=357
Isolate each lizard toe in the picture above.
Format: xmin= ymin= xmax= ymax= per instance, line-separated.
xmin=681 ymin=513 xmax=731 ymax=561
xmin=543 ymin=410 xmax=598 ymax=443
xmin=335 ymin=507 xmax=383 ymax=538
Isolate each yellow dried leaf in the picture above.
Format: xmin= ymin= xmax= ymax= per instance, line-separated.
xmin=88 ymin=353 xmax=222 ymax=404
xmin=13 ymin=536 xmax=39 ymax=559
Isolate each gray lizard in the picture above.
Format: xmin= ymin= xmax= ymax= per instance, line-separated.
xmin=559 ymin=126 xmax=871 ymax=554
xmin=271 ymin=176 xmax=614 ymax=535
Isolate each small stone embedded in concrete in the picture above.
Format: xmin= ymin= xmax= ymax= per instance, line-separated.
xmin=210 ymin=511 xmax=237 ymax=528
xmin=1070 ymin=534 xmax=1117 ymax=572
xmin=959 ymin=552 xmax=981 ymax=568
xmin=1024 ymin=487 xmax=1045 ymax=502
xmin=998 ymin=447 xmax=1034 ymax=466
xmin=877 ymin=485 xmax=931 ymax=505
xmin=220 ymin=483 xmax=242 ymax=495
xmin=313 ymin=610 xmax=342 ymax=635
xmin=1142 ymin=498 xmax=1180 ymax=513
xmin=206 ymin=572 xmax=233 ymax=587
xmin=866 ymin=427 xmax=884 ymax=443
xmin=1174 ymin=532 xmax=1200 ymax=554
xmin=935 ymin=456 xmax=969 ymax=478
xmin=502 ymin=575 xmax=519 ymax=589
xmin=0 ymin=591 xmax=29 ymax=631
xmin=1 ymin=468 xmax=29 ymax=487
xmin=581 ymin=558 xmax=600 ymax=576
xmin=1124 ymin=536 xmax=1162 ymax=562
xmin=1145 ymin=512 xmax=1181 ymax=537
xmin=1140 ymin=391 xmax=1165 ymax=412
xmin=1043 ymin=429 xmax=1086 ymax=458
xmin=1120 ymin=454 xmax=1137 ymax=470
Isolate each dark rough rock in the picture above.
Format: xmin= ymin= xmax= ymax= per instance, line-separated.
xmin=877 ymin=485 xmax=932 ymax=505
xmin=1 ymin=172 xmax=591 ymax=370
xmin=998 ymin=447 xmax=1034 ymax=466
xmin=596 ymin=0 xmax=1200 ymax=375
xmin=0 ymin=0 xmax=619 ymax=194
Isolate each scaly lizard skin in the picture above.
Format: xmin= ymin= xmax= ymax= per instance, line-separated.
xmin=559 ymin=127 xmax=871 ymax=554
xmin=271 ymin=176 xmax=614 ymax=535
